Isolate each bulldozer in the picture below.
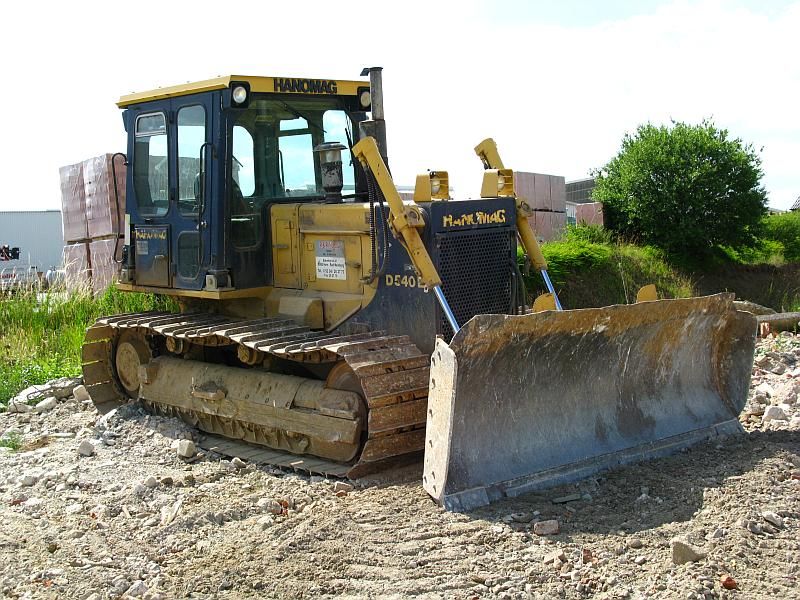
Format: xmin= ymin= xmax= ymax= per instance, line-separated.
xmin=82 ymin=68 xmax=757 ymax=511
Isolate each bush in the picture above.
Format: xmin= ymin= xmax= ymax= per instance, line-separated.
xmin=593 ymin=120 xmax=767 ymax=258
xmin=762 ymin=211 xmax=800 ymax=262
xmin=519 ymin=238 xmax=693 ymax=308
xmin=719 ymin=239 xmax=785 ymax=266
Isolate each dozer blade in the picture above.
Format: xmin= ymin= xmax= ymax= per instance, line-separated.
xmin=423 ymin=293 xmax=757 ymax=511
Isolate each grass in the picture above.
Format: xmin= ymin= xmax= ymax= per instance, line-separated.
xmin=520 ymin=226 xmax=694 ymax=308
xmin=0 ymin=286 xmax=176 ymax=406
xmin=0 ymin=431 xmax=22 ymax=451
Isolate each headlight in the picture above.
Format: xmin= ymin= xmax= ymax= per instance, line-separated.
xmin=232 ymin=86 xmax=248 ymax=104
xmin=359 ymin=90 xmax=371 ymax=108
xmin=497 ymin=174 xmax=505 ymax=191
xmin=430 ymin=176 xmax=441 ymax=195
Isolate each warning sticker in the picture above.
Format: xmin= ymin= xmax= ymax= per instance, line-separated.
xmin=315 ymin=240 xmax=346 ymax=280
xmin=136 ymin=240 xmax=149 ymax=255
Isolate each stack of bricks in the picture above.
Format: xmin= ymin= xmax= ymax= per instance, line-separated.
xmin=60 ymin=154 xmax=126 ymax=293
xmin=513 ymin=172 xmax=567 ymax=241
xmin=576 ymin=202 xmax=604 ymax=226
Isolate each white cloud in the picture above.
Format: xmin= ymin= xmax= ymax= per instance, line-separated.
xmin=0 ymin=0 xmax=797 ymax=212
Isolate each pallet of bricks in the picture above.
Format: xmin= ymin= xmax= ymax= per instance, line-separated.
xmin=60 ymin=154 xmax=126 ymax=294
xmin=513 ymin=172 xmax=567 ymax=241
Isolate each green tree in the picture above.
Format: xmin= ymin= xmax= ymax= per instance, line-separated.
xmin=593 ymin=120 xmax=767 ymax=258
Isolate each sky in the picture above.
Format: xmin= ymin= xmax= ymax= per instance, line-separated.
xmin=0 ymin=0 xmax=797 ymax=212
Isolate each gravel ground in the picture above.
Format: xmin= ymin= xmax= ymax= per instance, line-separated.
xmin=0 ymin=332 xmax=798 ymax=600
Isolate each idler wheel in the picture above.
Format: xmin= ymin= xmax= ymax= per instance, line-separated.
xmin=114 ymin=331 xmax=153 ymax=397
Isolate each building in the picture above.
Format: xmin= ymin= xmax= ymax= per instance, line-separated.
xmin=0 ymin=210 xmax=64 ymax=270
xmin=566 ymin=178 xmax=596 ymax=204
xmin=566 ymin=178 xmax=597 ymax=226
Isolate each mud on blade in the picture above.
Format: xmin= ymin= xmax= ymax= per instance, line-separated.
xmin=423 ymin=294 xmax=757 ymax=511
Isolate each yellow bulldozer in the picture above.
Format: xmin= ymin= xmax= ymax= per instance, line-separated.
xmin=82 ymin=67 xmax=757 ymax=511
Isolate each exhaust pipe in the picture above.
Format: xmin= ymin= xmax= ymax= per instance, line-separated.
xmin=359 ymin=66 xmax=389 ymax=169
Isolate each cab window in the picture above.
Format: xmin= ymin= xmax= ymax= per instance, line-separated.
xmin=322 ymin=110 xmax=355 ymax=194
xmin=279 ymin=117 xmax=315 ymax=195
xmin=133 ymin=113 xmax=168 ymax=217
xmin=177 ymin=105 xmax=206 ymax=215
xmin=231 ymin=126 xmax=259 ymax=249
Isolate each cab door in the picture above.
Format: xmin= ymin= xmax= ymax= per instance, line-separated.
xmin=130 ymin=102 xmax=171 ymax=287
xmin=171 ymin=96 xmax=215 ymax=290
xmin=128 ymin=95 xmax=215 ymax=290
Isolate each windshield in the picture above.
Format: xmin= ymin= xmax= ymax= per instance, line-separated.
xmin=230 ymin=96 xmax=356 ymax=201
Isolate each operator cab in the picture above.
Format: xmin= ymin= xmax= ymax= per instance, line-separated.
xmin=118 ymin=75 xmax=372 ymax=292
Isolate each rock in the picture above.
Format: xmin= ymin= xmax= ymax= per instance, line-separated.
xmin=20 ymin=474 xmax=39 ymax=487
xmin=257 ymin=498 xmax=283 ymax=515
xmin=94 ymin=410 xmax=119 ymax=435
xmin=72 ymin=385 xmax=91 ymax=403
xmin=85 ymin=593 xmax=102 ymax=600
xmin=627 ymin=538 xmax=644 ymax=549
xmin=769 ymin=362 xmax=787 ymax=375
xmin=509 ymin=512 xmax=533 ymax=523
xmin=176 ymin=439 xmax=196 ymax=459
xmin=671 ymin=538 xmax=706 ymax=564
xmin=33 ymin=396 xmax=58 ymax=413
xmin=231 ymin=456 xmax=247 ymax=469
xmin=747 ymin=520 xmax=764 ymax=535
xmin=12 ymin=384 xmax=49 ymax=406
xmin=777 ymin=381 xmax=800 ymax=404
xmin=755 ymin=354 xmax=772 ymax=367
xmin=709 ymin=527 xmax=727 ymax=539
xmin=77 ymin=440 xmax=95 ymax=457
xmin=333 ymin=481 xmax=354 ymax=494
xmin=762 ymin=511 xmax=784 ymax=528
xmin=65 ymin=503 xmax=83 ymax=514
xmin=125 ymin=580 xmax=148 ymax=597
xmin=257 ymin=515 xmax=274 ymax=529
xmin=160 ymin=498 xmax=183 ymax=525
xmin=544 ymin=550 xmax=566 ymax=564
xmin=633 ymin=555 xmax=647 ymax=565
xmin=143 ymin=476 xmax=158 ymax=489
xmin=551 ymin=493 xmax=582 ymax=504
xmin=533 ymin=520 xmax=560 ymax=536
xmin=763 ymin=405 xmax=787 ymax=422
xmin=48 ymin=377 xmax=82 ymax=399
xmin=6 ymin=399 xmax=33 ymax=413
xmin=720 ymin=575 xmax=737 ymax=590
xmin=755 ymin=382 xmax=775 ymax=398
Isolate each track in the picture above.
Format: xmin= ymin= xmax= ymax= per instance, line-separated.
xmin=81 ymin=311 xmax=430 ymax=477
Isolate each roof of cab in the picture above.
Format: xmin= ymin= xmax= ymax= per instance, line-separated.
xmin=117 ymin=75 xmax=369 ymax=107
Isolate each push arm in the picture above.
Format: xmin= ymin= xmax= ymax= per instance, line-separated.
xmin=352 ymin=137 xmax=460 ymax=332
xmin=474 ymin=138 xmax=563 ymax=310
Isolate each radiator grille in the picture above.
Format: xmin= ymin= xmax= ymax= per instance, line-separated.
xmin=435 ymin=228 xmax=515 ymax=338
